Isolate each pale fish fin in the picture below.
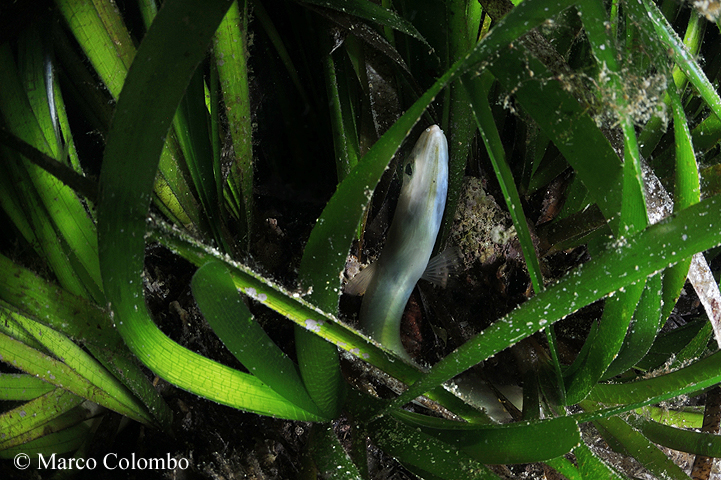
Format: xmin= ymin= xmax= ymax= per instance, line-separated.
xmin=421 ymin=247 xmax=462 ymax=288
xmin=344 ymin=262 xmax=377 ymax=296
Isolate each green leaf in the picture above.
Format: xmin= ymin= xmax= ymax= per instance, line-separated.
xmin=0 ymin=128 xmax=98 ymax=202
xmin=636 ymin=405 xmax=703 ymax=430
xmin=0 ymin=43 xmax=103 ymax=302
xmin=635 ymin=319 xmax=708 ymax=371
xmin=591 ymin=414 xmax=690 ymax=480
xmin=0 ymin=254 xmax=172 ymax=429
xmin=573 ymin=443 xmax=624 ymax=480
xmin=323 ymin=38 xmax=360 ymax=182
xmin=55 ymin=0 xmax=134 ymax=98
xmin=659 ymin=79 xmax=700 ymax=323
xmin=0 ymin=374 xmax=54 ymax=401
xmin=629 ymin=413 xmax=721 ymax=458
xmin=0 ymin=421 xmax=91 ymax=460
xmin=0 ymin=395 xmax=93 ymax=453
xmin=603 ymin=273 xmax=664 ymax=379
xmin=0 ymin=253 xmax=120 ymax=349
xmin=545 ymin=456 xmax=583 ymax=480
xmin=393 ymin=410 xmax=581 ymax=463
xmin=0 ymin=311 xmax=153 ymax=426
xmin=295 ymin=326 xmax=345 ymax=419
xmin=299 ymin=0 xmax=431 ymax=48
xmin=0 ymin=388 xmax=83 ymax=448
xmin=635 ymin=0 xmax=721 ymax=123
xmin=368 ymin=415 xmax=499 ymax=480
xmin=588 ymin=350 xmax=721 ymax=407
xmin=565 ymin=280 xmax=646 ymax=403
xmin=192 ymin=260 xmax=328 ymax=418
xmin=214 ymin=0 xmax=254 ymax=241
xmin=309 ymin=423 xmax=362 ymax=479
xmin=173 ymin=68 xmax=227 ymax=249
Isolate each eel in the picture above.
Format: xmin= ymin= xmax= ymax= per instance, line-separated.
xmin=347 ymin=125 xmax=450 ymax=361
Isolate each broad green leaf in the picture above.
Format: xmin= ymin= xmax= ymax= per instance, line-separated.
xmin=309 ymin=423 xmax=362 ymax=479
xmin=0 ymin=254 xmax=120 ymax=349
xmin=0 ymin=315 xmax=153 ymax=426
xmin=573 ymin=443 xmax=624 ymax=480
xmin=368 ymin=415 xmax=499 ymax=480
xmin=603 ymin=273 xmax=664 ymax=379
xmin=214 ymin=0 xmax=254 ymax=241
xmin=9 ymin=313 xmax=152 ymax=423
xmin=0 ymin=421 xmax=90 ymax=460
xmin=637 ymin=405 xmax=703 ymax=430
xmin=295 ymin=326 xmax=344 ymax=419
xmin=0 ymin=388 xmax=82 ymax=446
xmin=393 ymin=410 xmax=580 ymax=463
xmin=659 ymin=69 xmax=701 ymax=324
xmin=0 ymin=307 xmax=46 ymax=351
xmin=635 ymin=319 xmax=708 ymax=371
xmin=565 ymin=280 xmax=646 ymax=404
xmin=588 ymin=350 xmax=721 ymax=407
xmin=0 ymin=255 xmax=172 ymax=429
xmin=54 ymin=0 xmax=134 ymax=98
xmin=591 ymin=414 xmax=690 ymax=480
xmin=635 ymin=0 xmax=721 ymax=123
xmin=629 ymin=413 xmax=721 ymax=457
xmin=192 ymin=260 xmax=328 ymax=419
xmin=0 ymin=374 xmax=54 ymax=401
xmin=670 ymin=321 xmax=714 ymax=368
xmin=545 ymin=456 xmax=582 ymax=480
xmin=0 ymin=397 xmax=92 ymax=452
xmin=299 ymin=0 xmax=431 ymax=48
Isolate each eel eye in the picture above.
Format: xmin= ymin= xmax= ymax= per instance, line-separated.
xmin=404 ymin=162 xmax=413 ymax=176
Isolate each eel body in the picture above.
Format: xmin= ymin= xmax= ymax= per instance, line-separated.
xmin=358 ymin=125 xmax=449 ymax=361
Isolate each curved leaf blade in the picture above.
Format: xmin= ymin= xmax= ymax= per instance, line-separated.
xmin=393 ymin=410 xmax=581 ymax=464
xmin=192 ymin=260 xmax=328 ymax=419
